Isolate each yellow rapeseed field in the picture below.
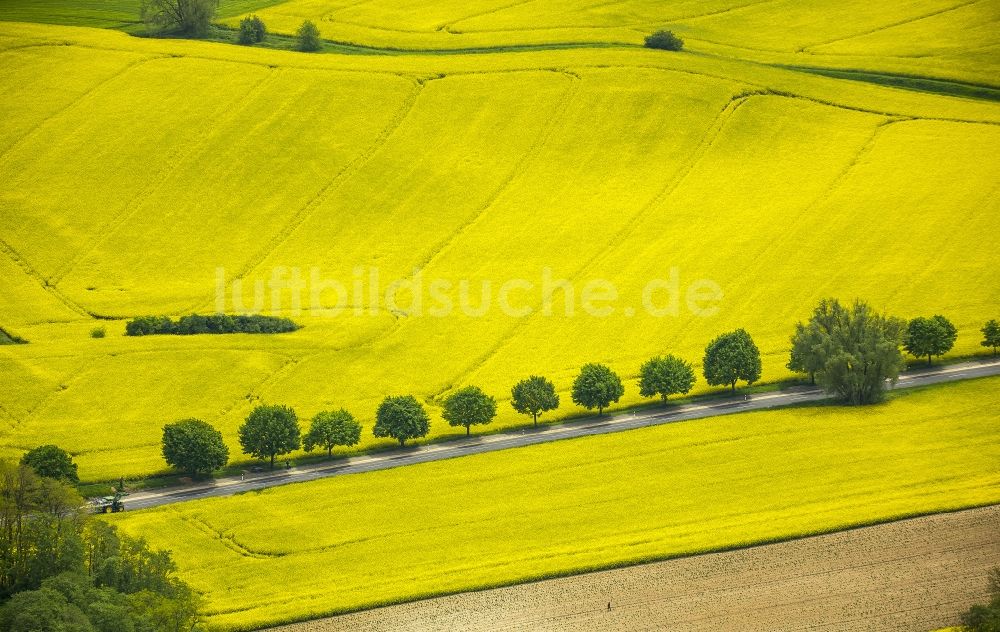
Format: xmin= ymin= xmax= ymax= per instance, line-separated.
xmin=224 ymin=0 xmax=1000 ymax=84
xmin=111 ymin=377 xmax=1000 ymax=630
xmin=0 ymin=19 xmax=998 ymax=481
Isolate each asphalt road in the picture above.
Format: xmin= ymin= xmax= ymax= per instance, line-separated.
xmin=125 ymin=358 xmax=1000 ymax=510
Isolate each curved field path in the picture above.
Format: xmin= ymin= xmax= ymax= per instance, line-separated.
xmin=269 ymin=505 xmax=1000 ymax=631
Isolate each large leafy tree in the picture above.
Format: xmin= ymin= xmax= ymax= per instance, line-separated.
xmin=571 ymin=363 xmax=624 ymax=415
xmin=296 ymin=19 xmax=322 ymax=52
xmin=140 ymin=0 xmax=219 ymax=36
xmin=20 ymin=445 xmax=78 ymax=484
xmin=789 ymin=298 xmax=906 ymax=405
xmin=373 ymin=396 xmax=429 ymax=447
xmin=303 ymin=410 xmax=361 ymax=457
xmin=787 ymin=298 xmax=840 ymax=385
xmin=904 ymin=315 xmax=957 ymax=365
xmin=983 ymin=319 xmax=1000 ymax=356
xmin=238 ymin=405 xmax=300 ymax=470
xmin=703 ymin=329 xmax=762 ymax=392
xmin=442 ymin=386 xmax=497 ymax=436
xmin=510 ymin=376 xmax=560 ymax=427
xmin=161 ymin=418 xmax=229 ymax=478
xmin=638 ymin=355 xmax=695 ymax=404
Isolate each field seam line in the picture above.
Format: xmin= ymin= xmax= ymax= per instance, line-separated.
xmin=48 ymin=66 xmax=287 ymax=287
xmin=0 ymin=54 xmax=156 ymax=166
xmin=205 ymin=77 xmax=426 ymax=308
xmin=427 ymin=90 xmax=760 ymax=398
xmin=761 ymin=88 xmax=1000 ymax=126
xmin=800 ymin=0 xmax=985 ymax=53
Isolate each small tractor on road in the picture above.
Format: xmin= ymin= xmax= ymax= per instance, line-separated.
xmin=88 ymin=479 xmax=128 ymax=513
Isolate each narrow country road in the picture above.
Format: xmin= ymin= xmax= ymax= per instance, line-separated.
xmin=125 ymin=358 xmax=1000 ymax=510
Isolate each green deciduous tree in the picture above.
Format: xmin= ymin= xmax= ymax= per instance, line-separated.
xmin=511 ymin=376 xmax=560 ymax=427
xmin=373 ymin=395 xmax=429 ymax=446
xmin=981 ymin=319 xmax=1000 ymax=356
xmin=237 ymin=14 xmax=266 ymax=44
xmin=796 ymin=298 xmax=906 ymax=405
xmin=904 ymin=315 xmax=957 ymax=365
xmin=161 ymin=418 xmax=228 ymax=478
xmin=703 ymin=329 xmax=762 ymax=392
xmin=571 ymin=363 xmax=624 ymax=415
xmin=638 ymin=354 xmax=695 ymax=404
xmin=644 ymin=29 xmax=684 ymax=50
xmin=303 ymin=410 xmax=361 ymax=457
xmin=20 ymin=445 xmax=78 ymax=484
xmin=297 ymin=19 xmax=322 ymax=52
xmin=238 ymin=405 xmax=300 ymax=470
xmin=140 ymin=0 xmax=219 ymax=36
xmin=787 ymin=298 xmax=841 ymax=385
xmin=442 ymin=386 xmax=497 ymax=436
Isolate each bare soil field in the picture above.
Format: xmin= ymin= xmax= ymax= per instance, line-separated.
xmin=269 ymin=505 xmax=1000 ymax=632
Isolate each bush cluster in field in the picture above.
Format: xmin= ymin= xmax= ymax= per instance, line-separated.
xmin=124 ymin=313 xmax=299 ymax=336
xmin=0 ymin=328 xmax=27 ymax=345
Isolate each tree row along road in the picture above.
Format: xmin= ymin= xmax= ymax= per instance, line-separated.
xmin=126 ymin=359 xmax=1000 ymax=510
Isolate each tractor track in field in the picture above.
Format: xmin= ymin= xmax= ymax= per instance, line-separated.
xmin=0 ymin=53 xmax=155 ymax=164
xmin=266 ymin=503 xmax=1000 ymax=632
xmin=48 ymin=65 xmax=286 ymax=287
xmin=0 ymin=238 xmax=91 ymax=318
xmin=427 ymin=88 xmax=760 ymax=399
xmin=210 ymin=77 xmax=427 ymax=303
xmin=800 ymin=0 xmax=986 ymax=53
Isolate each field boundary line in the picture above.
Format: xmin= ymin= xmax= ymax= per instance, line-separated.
xmin=211 ymin=353 xmax=308 ymax=425
xmin=180 ymin=502 xmax=1000 ymax=628
xmin=1 ymin=353 xmax=94 ymax=436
